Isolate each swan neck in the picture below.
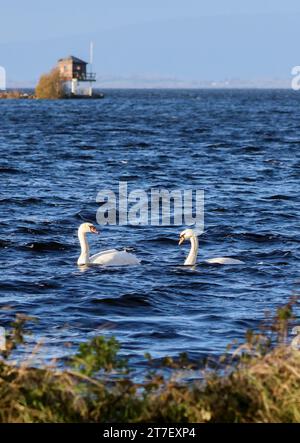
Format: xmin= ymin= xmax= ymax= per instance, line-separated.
xmin=78 ymin=229 xmax=90 ymax=264
xmin=184 ymin=235 xmax=198 ymax=266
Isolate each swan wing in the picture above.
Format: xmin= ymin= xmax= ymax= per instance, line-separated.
xmin=90 ymin=249 xmax=140 ymax=266
xmin=205 ymin=257 xmax=244 ymax=265
xmin=90 ymin=249 xmax=118 ymax=261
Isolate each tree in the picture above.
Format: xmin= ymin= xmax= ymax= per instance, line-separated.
xmin=35 ymin=68 xmax=65 ymax=99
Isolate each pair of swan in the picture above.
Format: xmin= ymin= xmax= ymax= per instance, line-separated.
xmin=77 ymin=223 xmax=244 ymax=266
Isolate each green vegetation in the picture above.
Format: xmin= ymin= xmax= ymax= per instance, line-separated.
xmin=0 ymin=299 xmax=299 ymax=423
xmin=35 ymin=68 xmax=65 ymax=99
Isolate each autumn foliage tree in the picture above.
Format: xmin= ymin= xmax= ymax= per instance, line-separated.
xmin=35 ymin=68 xmax=65 ymax=99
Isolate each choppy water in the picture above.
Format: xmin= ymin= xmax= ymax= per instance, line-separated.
xmin=0 ymin=89 xmax=299 ymax=366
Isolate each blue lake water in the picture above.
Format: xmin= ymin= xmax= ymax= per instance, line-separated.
xmin=0 ymin=89 xmax=299 ymax=366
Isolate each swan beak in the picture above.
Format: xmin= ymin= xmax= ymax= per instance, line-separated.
xmin=178 ymin=236 xmax=185 ymax=246
xmin=90 ymin=226 xmax=98 ymax=234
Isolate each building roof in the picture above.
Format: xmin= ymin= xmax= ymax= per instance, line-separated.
xmin=58 ymin=55 xmax=88 ymax=65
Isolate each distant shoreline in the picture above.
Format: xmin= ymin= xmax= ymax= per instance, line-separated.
xmin=0 ymin=90 xmax=105 ymax=99
xmin=1 ymin=86 xmax=296 ymax=94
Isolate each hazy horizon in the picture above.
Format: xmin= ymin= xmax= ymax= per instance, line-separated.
xmin=1 ymin=1 xmax=299 ymax=88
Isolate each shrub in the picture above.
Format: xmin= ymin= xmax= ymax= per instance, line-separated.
xmin=35 ymin=68 xmax=65 ymax=99
xmin=0 ymin=300 xmax=299 ymax=423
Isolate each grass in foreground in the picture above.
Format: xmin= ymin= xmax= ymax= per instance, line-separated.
xmin=0 ymin=299 xmax=299 ymax=423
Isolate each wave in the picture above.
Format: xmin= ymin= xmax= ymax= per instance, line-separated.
xmin=0 ymin=167 xmax=22 ymax=174
xmin=265 ymin=194 xmax=294 ymax=201
xmin=0 ymin=197 xmax=42 ymax=205
xmin=234 ymin=232 xmax=283 ymax=243
xmin=23 ymin=241 xmax=72 ymax=252
xmin=91 ymin=293 xmax=151 ymax=308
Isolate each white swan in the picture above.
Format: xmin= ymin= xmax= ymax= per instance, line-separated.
xmin=77 ymin=223 xmax=141 ymax=266
xmin=178 ymin=228 xmax=244 ymax=265
xmin=291 ymin=327 xmax=300 ymax=350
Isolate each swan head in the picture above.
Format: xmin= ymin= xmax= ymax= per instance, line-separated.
xmin=178 ymin=228 xmax=196 ymax=245
xmin=78 ymin=222 xmax=98 ymax=235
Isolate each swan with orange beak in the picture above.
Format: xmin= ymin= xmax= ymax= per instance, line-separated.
xmin=179 ymin=228 xmax=244 ymax=265
xmin=77 ymin=223 xmax=140 ymax=266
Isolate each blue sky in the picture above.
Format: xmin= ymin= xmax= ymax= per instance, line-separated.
xmin=1 ymin=0 xmax=299 ymax=85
